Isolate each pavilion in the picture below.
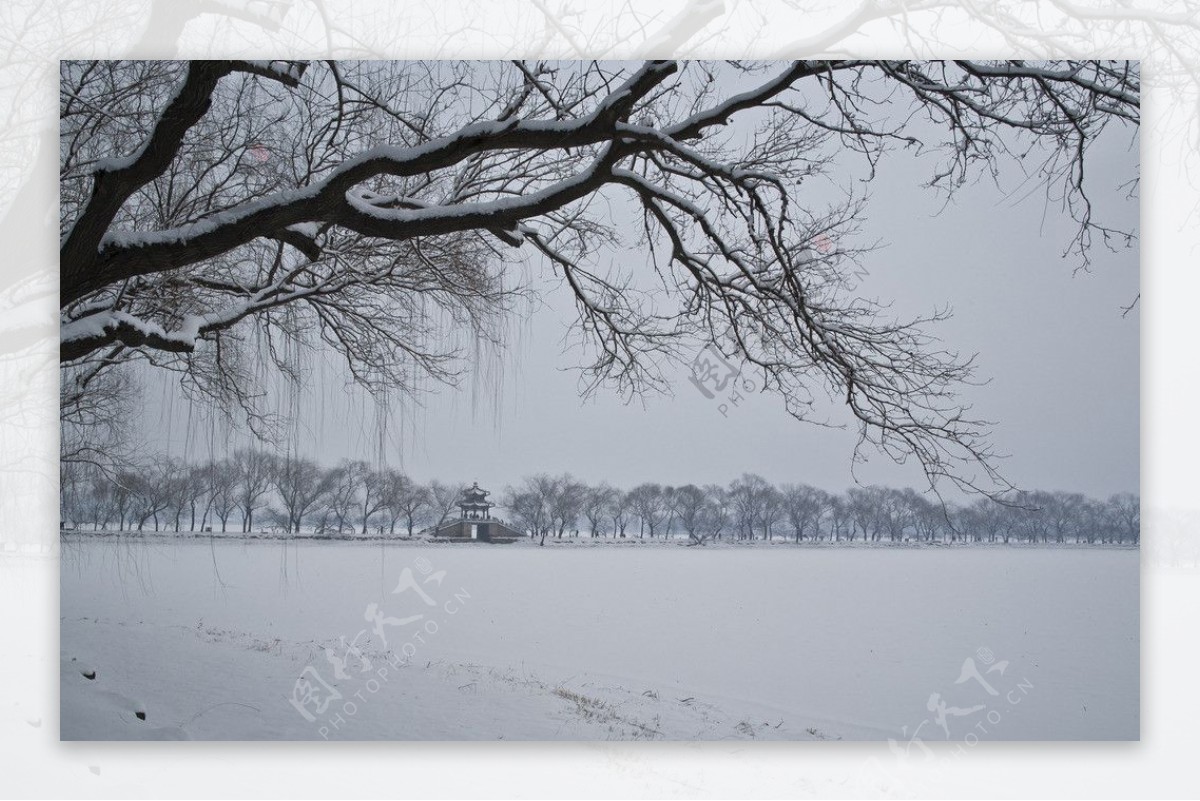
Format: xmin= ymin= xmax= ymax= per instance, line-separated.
xmin=428 ymin=482 xmax=524 ymax=543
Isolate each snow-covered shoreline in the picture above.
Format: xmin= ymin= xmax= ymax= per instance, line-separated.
xmin=58 ymin=529 xmax=1139 ymax=550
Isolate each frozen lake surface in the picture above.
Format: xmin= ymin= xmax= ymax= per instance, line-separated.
xmin=60 ymin=539 xmax=1138 ymax=741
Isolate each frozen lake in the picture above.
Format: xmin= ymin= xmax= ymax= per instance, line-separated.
xmin=60 ymin=539 xmax=1138 ymax=741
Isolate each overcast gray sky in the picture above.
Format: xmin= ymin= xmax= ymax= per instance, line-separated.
xmin=142 ymin=68 xmax=1139 ymax=500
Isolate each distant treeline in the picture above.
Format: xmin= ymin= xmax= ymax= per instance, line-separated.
xmin=59 ymin=451 xmax=1139 ymax=546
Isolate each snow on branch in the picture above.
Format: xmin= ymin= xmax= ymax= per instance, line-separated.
xmin=231 ymin=60 xmax=308 ymax=87
xmin=58 ymin=59 xmax=1140 ymax=495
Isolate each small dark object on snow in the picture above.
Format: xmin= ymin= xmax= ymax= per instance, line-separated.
xmin=81 ymin=669 xmax=96 ymax=680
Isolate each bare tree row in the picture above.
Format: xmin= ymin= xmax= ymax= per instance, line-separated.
xmin=59 ymin=451 xmax=462 ymax=537
xmin=504 ymin=473 xmax=1138 ymax=546
xmin=60 ymin=457 xmax=1138 ymax=546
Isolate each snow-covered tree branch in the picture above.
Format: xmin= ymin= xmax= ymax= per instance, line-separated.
xmin=59 ymin=59 xmax=1138 ymax=494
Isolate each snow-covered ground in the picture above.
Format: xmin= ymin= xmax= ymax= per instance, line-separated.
xmin=60 ymin=538 xmax=1138 ymax=741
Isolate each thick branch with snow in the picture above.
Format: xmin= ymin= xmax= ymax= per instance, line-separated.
xmin=59 ymin=59 xmax=1139 ymax=493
